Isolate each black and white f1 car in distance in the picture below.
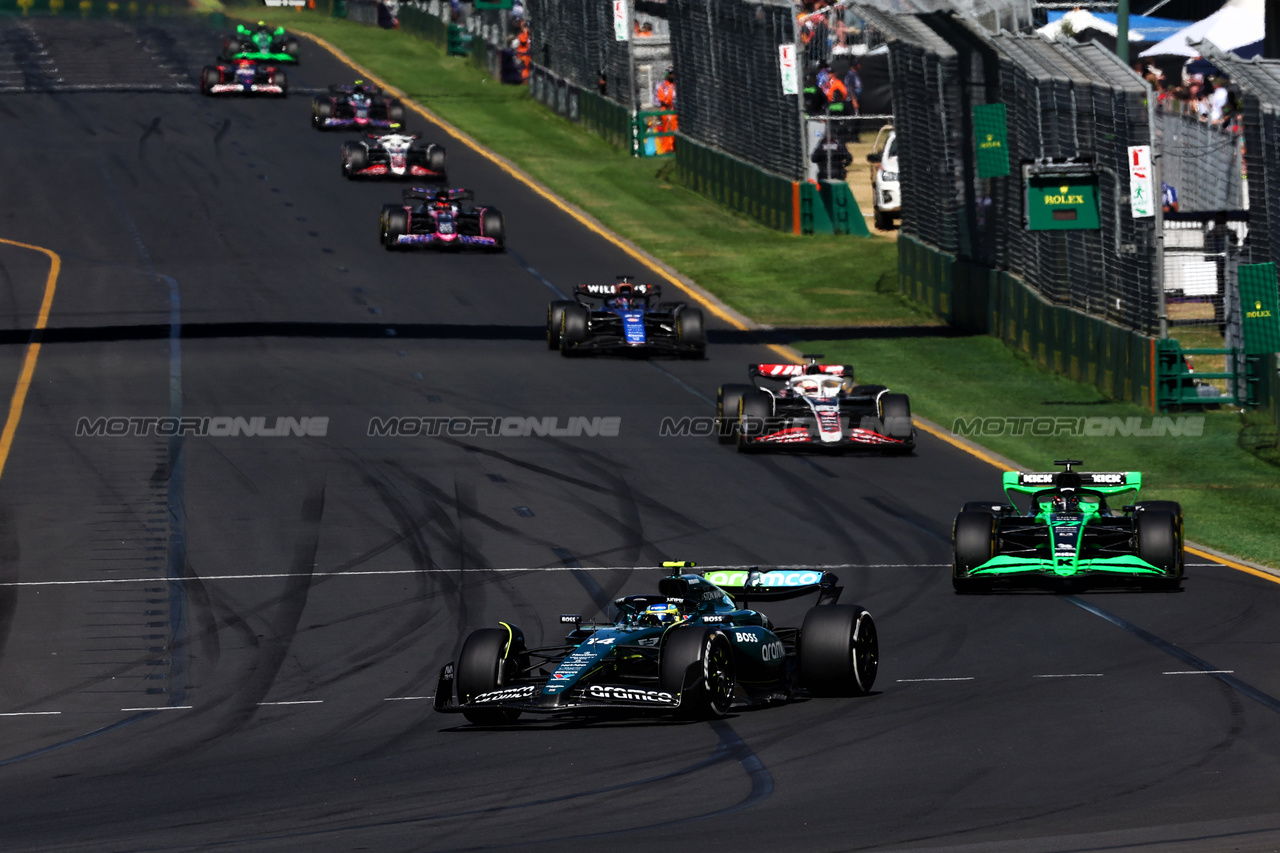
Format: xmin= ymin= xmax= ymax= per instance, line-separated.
xmin=434 ymin=562 xmax=878 ymax=724
xmin=717 ymin=355 xmax=915 ymax=452
xmin=380 ymin=187 xmax=504 ymax=251
xmin=547 ymin=278 xmax=706 ymax=358
xmin=200 ymin=58 xmax=287 ymax=97
xmin=341 ymin=130 xmax=446 ymax=181
xmin=312 ymin=81 xmax=405 ymax=131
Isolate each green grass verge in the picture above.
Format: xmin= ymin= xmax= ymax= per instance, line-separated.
xmin=263 ymin=12 xmax=921 ymax=328
xmin=799 ymin=334 xmax=1280 ymax=567
xmin=256 ymin=12 xmax=1280 ymax=567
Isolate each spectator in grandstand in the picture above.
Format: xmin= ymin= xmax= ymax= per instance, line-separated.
xmin=1207 ymin=76 xmax=1230 ymax=125
xmin=821 ymin=66 xmax=850 ymax=116
xmin=811 ymin=131 xmax=853 ymax=181
xmin=1162 ymin=182 xmax=1179 ymax=214
xmin=653 ymin=66 xmax=677 ymax=154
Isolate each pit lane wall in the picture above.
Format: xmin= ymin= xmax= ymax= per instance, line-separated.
xmin=900 ymin=234 xmax=1156 ymax=409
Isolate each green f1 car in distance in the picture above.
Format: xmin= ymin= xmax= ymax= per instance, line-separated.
xmin=952 ymin=460 xmax=1184 ymax=593
xmin=222 ymin=22 xmax=299 ymax=64
xmin=433 ymin=562 xmax=878 ymax=725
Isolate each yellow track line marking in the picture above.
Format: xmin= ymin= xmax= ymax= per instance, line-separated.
xmin=295 ymin=30 xmax=797 ymax=363
xmin=0 ymin=238 xmax=59 ymax=481
xmin=1186 ymin=545 xmax=1280 ymax=586
xmin=296 ymin=30 xmax=1279 ymax=582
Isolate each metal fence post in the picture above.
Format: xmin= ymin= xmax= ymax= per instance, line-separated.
xmin=1147 ymin=78 xmax=1167 ymax=339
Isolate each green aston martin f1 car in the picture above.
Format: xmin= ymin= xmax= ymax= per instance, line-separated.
xmin=222 ymin=23 xmax=299 ymax=64
xmin=952 ymin=460 xmax=1183 ymax=593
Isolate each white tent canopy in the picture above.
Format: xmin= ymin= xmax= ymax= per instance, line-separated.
xmin=1139 ymin=0 xmax=1263 ymax=57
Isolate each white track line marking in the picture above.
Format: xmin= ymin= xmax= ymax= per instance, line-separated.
xmin=1164 ymin=670 xmax=1235 ymax=675
xmin=0 ymin=564 xmax=943 ymax=588
xmin=0 ymin=711 xmax=61 ymax=716
xmin=383 ymin=696 xmax=433 ymax=701
xmin=121 ymin=705 xmax=191 ymax=712
xmin=257 ymin=700 xmax=323 ymax=706
xmin=896 ymin=677 xmax=975 ymax=683
xmin=1033 ymin=673 xmax=1104 ymax=678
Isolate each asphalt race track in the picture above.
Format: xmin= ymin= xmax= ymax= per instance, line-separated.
xmin=1 ymin=15 xmax=1280 ymax=853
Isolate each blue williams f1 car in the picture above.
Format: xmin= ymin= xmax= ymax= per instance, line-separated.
xmin=312 ymin=81 xmax=404 ymax=131
xmin=434 ymin=562 xmax=878 ymax=724
xmin=380 ymin=187 xmax=505 ymax=251
xmin=952 ymin=460 xmax=1184 ymax=592
xmin=547 ymin=278 xmax=707 ymax=358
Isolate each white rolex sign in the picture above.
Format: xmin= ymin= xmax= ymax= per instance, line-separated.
xmin=779 ymin=44 xmax=798 ymax=95
xmin=1128 ymin=145 xmax=1153 ymax=218
xmin=613 ymin=0 xmax=629 ymax=41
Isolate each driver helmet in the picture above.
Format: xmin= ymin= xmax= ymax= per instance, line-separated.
xmin=795 ymin=377 xmax=821 ymax=396
xmin=639 ymin=602 xmax=685 ymax=627
xmin=1041 ymin=493 xmax=1081 ymax=514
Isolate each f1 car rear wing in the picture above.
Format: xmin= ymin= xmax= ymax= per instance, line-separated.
xmin=1002 ymin=470 xmax=1142 ymax=497
xmin=702 ymin=568 xmax=843 ymax=607
xmin=574 ymin=282 xmax=661 ymax=298
xmin=402 ymin=187 xmax=472 ymax=203
xmin=750 ymin=363 xmax=854 ymax=379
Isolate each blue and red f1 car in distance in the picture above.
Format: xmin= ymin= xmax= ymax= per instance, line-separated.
xmin=379 ymin=187 xmax=505 ymax=251
xmin=312 ymin=81 xmax=404 ymax=131
xmin=434 ymin=562 xmax=878 ymax=724
xmin=547 ymin=278 xmax=707 ymax=358
xmin=200 ymin=59 xmax=287 ymax=97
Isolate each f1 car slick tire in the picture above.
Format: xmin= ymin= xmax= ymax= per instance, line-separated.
xmin=1136 ymin=510 xmax=1182 ymax=590
xmin=388 ymin=101 xmax=406 ymax=124
xmin=311 ymin=97 xmax=333 ymax=129
xmin=675 ymin=307 xmax=706 ymax=359
xmin=659 ymin=627 xmax=735 ymax=720
xmin=1135 ymin=500 xmax=1183 ymax=524
xmin=736 ymin=391 xmax=774 ymax=453
xmin=952 ymin=510 xmax=996 ymax=594
xmin=559 ymin=304 xmax=590 ymax=356
xmin=716 ymin=384 xmax=752 ymax=444
xmin=381 ymin=205 xmax=408 ymax=250
xmin=271 ymin=69 xmax=288 ymax=97
xmin=799 ymin=605 xmax=878 ymax=695
xmin=547 ymin=301 xmax=574 ymax=350
xmin=342 ymin=142 xmax=368 ymax=177
xmin=425 ymin=144 xmax=446 ymax=174
xmin=283 ymin=38 xmax=299 ymax=60
xmin=879 ymin=393 xmax=913 ymax=442
xmin=479 ymin=207 xmax=505 ymax=251
xmin=200 ymin=66 xmax=219 ymax=96
xmin=220 ymin=36 xmax=239 ymax=59
xmin=456 ymin=627 xmax=527 ymax=725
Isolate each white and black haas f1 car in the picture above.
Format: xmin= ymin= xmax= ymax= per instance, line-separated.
xmin=717 ymin=355 xmax=914 ymax=452
xmin=380 ymin=187 xmax=504 ymax=251
xmin=200 ymin=59 xmax=287 ymax=97
xmin=312 ymin=82 xmax=404 ymax=131
xmin=341 ymin=130 xmax=446 ymax=181
xmin=547 ymin=278 xmax=706 ymax=359
xmin=433 ymin=562 xmax=878 ymax=724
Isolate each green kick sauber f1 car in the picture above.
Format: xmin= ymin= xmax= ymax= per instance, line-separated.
xmin=952 ymin=460 xmax=1184 ymax=593
xmin=222 ymin=23 xmax=300 ymax=65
